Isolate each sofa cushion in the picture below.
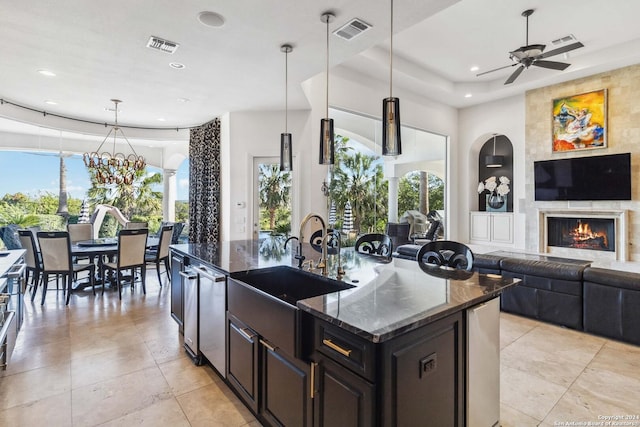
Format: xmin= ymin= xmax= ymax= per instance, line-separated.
xmin=500 ymin=259 xmax=586 ymax=281
xmin=583 ymin=267 xmax=640 ymax=291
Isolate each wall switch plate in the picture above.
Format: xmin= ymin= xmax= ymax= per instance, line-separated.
xmin=419 ymin=353 xmax=437 ymax=378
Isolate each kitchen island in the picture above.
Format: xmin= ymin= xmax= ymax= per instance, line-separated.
xmin=170 ymin=240 xmax=520 ymax=426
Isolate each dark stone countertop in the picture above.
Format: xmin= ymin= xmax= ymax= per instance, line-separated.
xmin=171 ymin=239 xmax=520 ymax=343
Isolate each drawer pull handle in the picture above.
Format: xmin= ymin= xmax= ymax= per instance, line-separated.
xmin=322 ymin=339 xmax=352 ymax=357
xmin=238 ymin=328 xmax=255 ymax=341
xmin=260 ymin=339 xmax=277 ymax=352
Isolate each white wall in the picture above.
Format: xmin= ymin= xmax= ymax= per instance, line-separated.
xmin=458 ymin=94 xmax=526 ymax=249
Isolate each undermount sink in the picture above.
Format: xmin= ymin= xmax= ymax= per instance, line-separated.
xmin=230 ymin=265 xmax=353 ymax=305
xmin=228 ymin=266 xmax=353 ymax=357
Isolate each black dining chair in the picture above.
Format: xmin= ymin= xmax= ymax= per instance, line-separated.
xmin=36 ymin=231 xmax=95 ymax=305
xmin=416 ymin=240 xmax=474 ymax=271
xmin=145 ymin=225 xmax=173 ymax=285
xmin=355 ymin=233 xmax=393 ymax=259
xmin=18 ymin=229 xmax=42 ymax=291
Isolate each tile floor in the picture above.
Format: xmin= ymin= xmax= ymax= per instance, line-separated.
xmin=1 ymin=273 xmax=639 ymax=426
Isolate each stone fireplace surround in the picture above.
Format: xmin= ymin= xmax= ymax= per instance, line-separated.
xmin=538 ymin=209 xmax=628 ymax=261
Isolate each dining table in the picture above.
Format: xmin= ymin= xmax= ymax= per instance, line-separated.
xmin=71 ymin=236 xmax=159 ymax=291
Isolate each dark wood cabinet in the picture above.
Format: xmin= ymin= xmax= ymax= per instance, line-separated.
xmin=227 ymin=313 xmax=259 ymax=413
xmin=313 ymin=353 xmax=375 ymax=427
xmin=227 ymin=312 xmax=312 ymax=427
xmin=261 ymin=341 xmax=313 ymax=427
xmin=170 ymin=251 xmax=185 ymax=333
xmin=311 ymin=311 xmax=464 ymax=427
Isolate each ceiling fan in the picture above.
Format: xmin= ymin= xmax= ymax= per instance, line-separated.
xmin=477 ymin=9 xmax=584 ymax=84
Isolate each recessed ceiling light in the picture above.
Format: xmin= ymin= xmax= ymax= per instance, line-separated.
xmin=157 ymin=118 xmax=166 ymax=122
xmin=44 ymin=100 xmax=58 ymax=105
xmin=169 ymin=62 xmax=185 ymax=69
xmin=464 ymin=93 xmax=473 ymax=98
xmin=198 ymin=11 xmax=226 ymax=28
xmin=470 ymin=66 xmax=479 ymax=72
xmin=37 ymin=69 xmax=56 ymax=77
xmin=177 ymin=97 xmax=190 ymax=103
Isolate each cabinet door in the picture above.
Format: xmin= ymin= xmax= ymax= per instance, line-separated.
xmin=469 ymin=213 xmax=491 ymax=242
xmin=170 ymin=253 xmax=184 ymax=332
xmin=314 ymin=354 xmax=375 ymax=427
xmin=261 ymin=341 xmax=312 ymax=427
xmin=227 ymin=314 xmax=259 ymax=413
xmin=382 ymin=312 xmax=464 ymax=427
xmin=490 ymin=213 xmax=513 ymax=244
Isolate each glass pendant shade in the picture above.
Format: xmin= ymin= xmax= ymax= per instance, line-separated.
xmin=382 ymin=97 xmax=402 ymax=156
xmin=319 ymin=118 xmax=335 ymax=165
xmin=280 ymin=133 xmax=292 ymax=171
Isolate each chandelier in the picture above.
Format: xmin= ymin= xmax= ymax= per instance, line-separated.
xmin=83 ymin=99 xmax=146 ymax=185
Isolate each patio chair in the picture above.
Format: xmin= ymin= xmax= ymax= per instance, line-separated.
xmin=67 ymin=223 xmax=93 ymax=244
xmin=18 ymin=229 xmax=42 ymax=292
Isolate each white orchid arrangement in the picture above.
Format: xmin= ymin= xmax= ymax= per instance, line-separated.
xmin=478 ymin=176 xmax=510 ymax=196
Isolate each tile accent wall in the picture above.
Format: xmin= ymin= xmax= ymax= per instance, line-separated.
xmin=189 ymin=118 xmax=221 ymax=244
xmin=525 ymin=64 xmax=640 ymax=261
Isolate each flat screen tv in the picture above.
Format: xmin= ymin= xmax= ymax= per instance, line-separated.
xmin=534 ymin=153 xmax=631 ymax=201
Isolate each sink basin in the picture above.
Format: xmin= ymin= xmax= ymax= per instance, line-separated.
xmin=231 ymin=265 xmax=353 ymax=305
xmin=228 ymin=266 xmax=353 ymax=357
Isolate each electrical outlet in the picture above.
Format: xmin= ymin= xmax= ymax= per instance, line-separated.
xmin=419 ymin=353 xmax=437 ymax=378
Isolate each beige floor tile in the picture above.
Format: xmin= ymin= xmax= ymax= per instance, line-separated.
xmin=159 ymin=357 xmax=217 ymax=396
xmin=0 ymin=362 xmax=71 ymax=410
xmin=145 ymin=334 xmax=186 ymax=364
xmin=2 ymin=337 xmax=72 ymax=375
xmin=500 ymin=365 xmax=567 ymax=421
xmin=176 ymin=382 xmax=257 ymax=427
xmin=70 ymin=341 xmax=158 ymax=388
xmin=500 ymin=402 xmax=541 ymax=427
xmin=543 ymin=367 xmax=640 ymax=425
xmin=587 ymin=340 xmax=640 ymax=380
xmin=71 ymin=366 xmax=173 ymax=426
xmin=499 ymin=312 xmax=540 ymax=349
xmin=0 ymin=391 xmax=72 ymax=427
xmin=99 ymin=397 xmax=191 ymax=427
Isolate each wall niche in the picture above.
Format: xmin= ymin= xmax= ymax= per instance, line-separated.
xmin=477 ymin=134 xmax=514 ymax=212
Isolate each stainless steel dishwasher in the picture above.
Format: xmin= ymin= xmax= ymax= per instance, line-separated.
xmin=194 ymin=264 xmax=227 ymax=377
xmin=180 ymin=266 xmax=201 ymax=365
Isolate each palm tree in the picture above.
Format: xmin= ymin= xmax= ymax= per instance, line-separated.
xmin=87 ymin=167 xmax=163 ymax=221
xmin=258 ymin=164 xmax=291 ymax=231
xmin=56 ymin=154 xmax=69 ymax=220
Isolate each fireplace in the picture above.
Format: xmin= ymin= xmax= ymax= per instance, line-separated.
xmin=547 ymin=217 xmax=615 ymax=252
xmin=538 ymin=209 xmax=628 ymax=261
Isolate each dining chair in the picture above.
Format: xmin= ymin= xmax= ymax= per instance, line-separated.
xmin=36 ymin=231 xmax=96 ymax=305
xmin=125 ymin=221 xmax=148 ymax=230
xmin=416 ymin=240 xmax=474 ymax=271
xmin=102 ymin=228 xmax=148 ymax=299
xmin=355 ymin=233 xmax=393 ymax=259
xmin=18 ymin=229 xmax=42 ymax=292
xmin=67 ymin=223 xmax=93 ymax=244
xmin=145 ymin=225 xmax=173 ymax=285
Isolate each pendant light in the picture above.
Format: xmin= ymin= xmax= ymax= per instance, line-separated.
xmin=280 ymin=44 xmax=293 ymax=171
xmin=382 ymin=0 xmax=401 ymax=156
xmin=319 ymin=12 xmax=335 ymax=165
xmin=485 ymin=134 xmax=504 ymax=168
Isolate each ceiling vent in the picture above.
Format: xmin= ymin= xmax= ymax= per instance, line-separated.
xmin=551 ymin=34 xmax=577 ymax=46
xmin=333 ymin=18 xmax=372 ymax=41
xmin=146 ymin=36 xmax=180 ymax=54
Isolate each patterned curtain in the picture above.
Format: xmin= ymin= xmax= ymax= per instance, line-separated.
xmin=189 ymin=118 xmax=221 ymax=244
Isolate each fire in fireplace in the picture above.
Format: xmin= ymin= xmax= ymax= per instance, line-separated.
xmin=547 ymin=217 xmax=615 ymax=252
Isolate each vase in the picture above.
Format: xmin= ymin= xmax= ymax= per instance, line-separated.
xmin=487 ymin=193 xmax=505 ymax=210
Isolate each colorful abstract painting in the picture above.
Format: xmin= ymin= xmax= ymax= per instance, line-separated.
xmin=552 ymin=89 xmax=607 ymax=152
